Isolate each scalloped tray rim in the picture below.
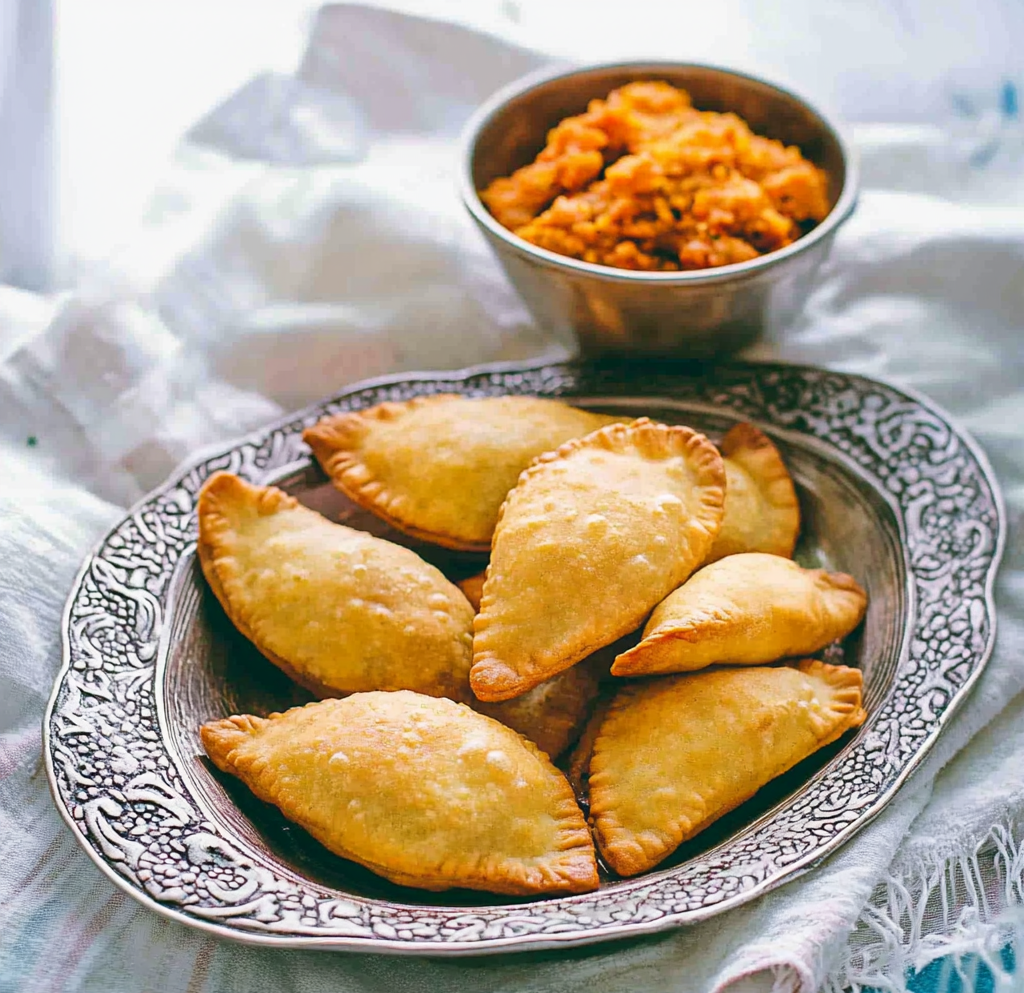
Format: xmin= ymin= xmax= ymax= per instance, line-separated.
xmin=43 ymin=357 xmax=1006 ymax=956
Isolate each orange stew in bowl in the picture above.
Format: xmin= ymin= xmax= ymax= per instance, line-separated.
xmin=479 ymin=81 xmax=830 ymax=272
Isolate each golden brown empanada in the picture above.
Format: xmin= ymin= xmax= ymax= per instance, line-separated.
xmin=589 ymin=661 xmax=866 ymax=875
xmin=197 ymin=472 xmax=474 ymax=700
xmin=457 ymin=570 xmax=487 ymax=611
xmin=706 ymin=422 xmax=800 ymax=563
xmin=472 ymin=658 xmax=603 ymax=759
xmin=201 ymin=691 xmax=599 ymax=895
xmin=612 ymin=552 xmax=867 ymax=677
xmin=471 ymin=418 xmax=725 ymax=702
xmin=303 ymin=395 xmax=621 ymax=551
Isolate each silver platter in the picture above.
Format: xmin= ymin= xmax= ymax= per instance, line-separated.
xmin=44 ymin=359 xmax=1004 ymax=955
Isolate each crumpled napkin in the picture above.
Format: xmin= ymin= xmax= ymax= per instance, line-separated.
xmin=1 ymin=5 xmax=1023 ymax=992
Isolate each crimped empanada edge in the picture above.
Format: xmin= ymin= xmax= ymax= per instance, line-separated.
xmin=200 ymin=699 xmax=600 ymax=896
xmin=196 ymin=472 xmax=298 ymax=653
xmin=589 ymin=663 xmax=868 ymax=875
xmin=471 ymin=418 xmax=727 ymax=702
xmin=512 ymin=417 xmax=725 ymax=491
xmin=303 ymin=395 xmax=493 ymax=552
xmin=199 ymin=712 xmax=268 ymax=773
xmin=587 ymin=681 xmax=683 ymax=876
xmin=196 ymin=472 xmax=475 ymax=702
xmin=197 ymin=474 xmax=377 ymax=699
xmin=795 ymin=659 xmax=868 ymax=734
xmin=613 ymin=558 xmax=870 ymax=677
xmin=368 ymin=722 xmax=601 ymax=895
xmin=719 ymin=421 xmax=801 ymax=557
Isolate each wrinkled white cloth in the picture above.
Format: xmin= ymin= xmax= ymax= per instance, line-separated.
xmin=1 ymin=5 xmax=1023 ymax=992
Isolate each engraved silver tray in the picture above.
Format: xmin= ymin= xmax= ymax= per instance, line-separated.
xmin=44 ymin=359 xmax=1005 ymax=955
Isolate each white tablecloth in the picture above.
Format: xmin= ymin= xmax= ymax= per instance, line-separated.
xmin=1 ymin=5 xmax=1023 ymax=991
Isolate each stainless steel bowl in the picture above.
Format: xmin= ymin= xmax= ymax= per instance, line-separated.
xmin=459 ymin=62 xmax=858 ymax=358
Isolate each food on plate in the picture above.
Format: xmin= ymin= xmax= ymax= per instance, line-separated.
xmin=196 ymin=472 xmax=474 ymax=700
xmin=472 ymin=658 xmax=603 ymax=759
xmin=470 ymin=418 xmax=725 ymax=702
xmin=303 ymin=395 xmax=621 ymax=552
xmin=612 ymin=552 xmax=867 ymax=677
xmin=464 ymin=579 xmax=619 ymax=756
xmin=457 ymin=570 xmax=487 ymax=611
xmin=588 ymin=661 xmax=866 ymax=875
xmin=479 ymin=80 xmax=830 ymax=272
xmin=707 ymin=422 xmax=800 ymax=562
xmin=194 ymin=397 xmax=871 ymax=897
xmin=200 ymin=691 xmax=600 ymax=895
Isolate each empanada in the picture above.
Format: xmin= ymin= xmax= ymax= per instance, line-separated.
xmin=197 ymin=472 xmax=474 ymax=700
xmin=303 ymin=395 xmax=621 ymax=551
xmin=589 ymin=661 xmax=866 ymax=875
xmin=201 ymin=691 xmax=599 ymax=895
xmin=612 ymin=552 xmax=867 ymax=677
xmin=471 ymin=419 xmax=725 ymax=702
xmin=473 ymin=659 xmax=603 ymax=759
xmin=707 ymin=422 xmax=800 ymax=563
xmin=457 ymin=570 xmax=487 ymax=612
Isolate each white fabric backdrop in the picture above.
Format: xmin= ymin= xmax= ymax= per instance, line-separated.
xmin=1 ymin=5 xmax=1023 ymax=991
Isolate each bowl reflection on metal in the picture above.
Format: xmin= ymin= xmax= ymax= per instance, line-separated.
xmin=460 ymin=62 xmax=858 ymax=358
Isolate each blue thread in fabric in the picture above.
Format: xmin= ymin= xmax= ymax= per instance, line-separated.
xmin=864 ymin=944 xmax=1016 ymax=992
xmin=1001 ymin=80 xmax=1018 ymax=119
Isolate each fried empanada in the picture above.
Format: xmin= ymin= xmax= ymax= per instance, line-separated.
xmin=457 ymin=570 xmax=487 ymax=612
xmin=303 ymin=395 xmax=621 ymax=551
xmin=197 ymin=472 xmax=474 ymax=700
xmin=612 ymin=552 xmax=867 ymax=677
xmin=201 ymin=691 xmax=599 ymax=895
xmin=589 ymin=661 xmax=866 ymax=875
xmin=563 ymin=636 xmax=641 ymax=797
xmin=471 ymin=419 xmax=725 ymax=702
xmin=472 ymin=658 xmax=603 ymax=759
xmin=706 ymin=422 xmax=800 ymax=563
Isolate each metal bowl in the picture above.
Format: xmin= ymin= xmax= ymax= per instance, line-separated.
xmin=459 ymin=62 xmax=858 ymax=357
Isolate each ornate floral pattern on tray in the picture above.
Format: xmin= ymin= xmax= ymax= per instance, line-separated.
xmin=44 ymin=360 xmax=1005 ymax=954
